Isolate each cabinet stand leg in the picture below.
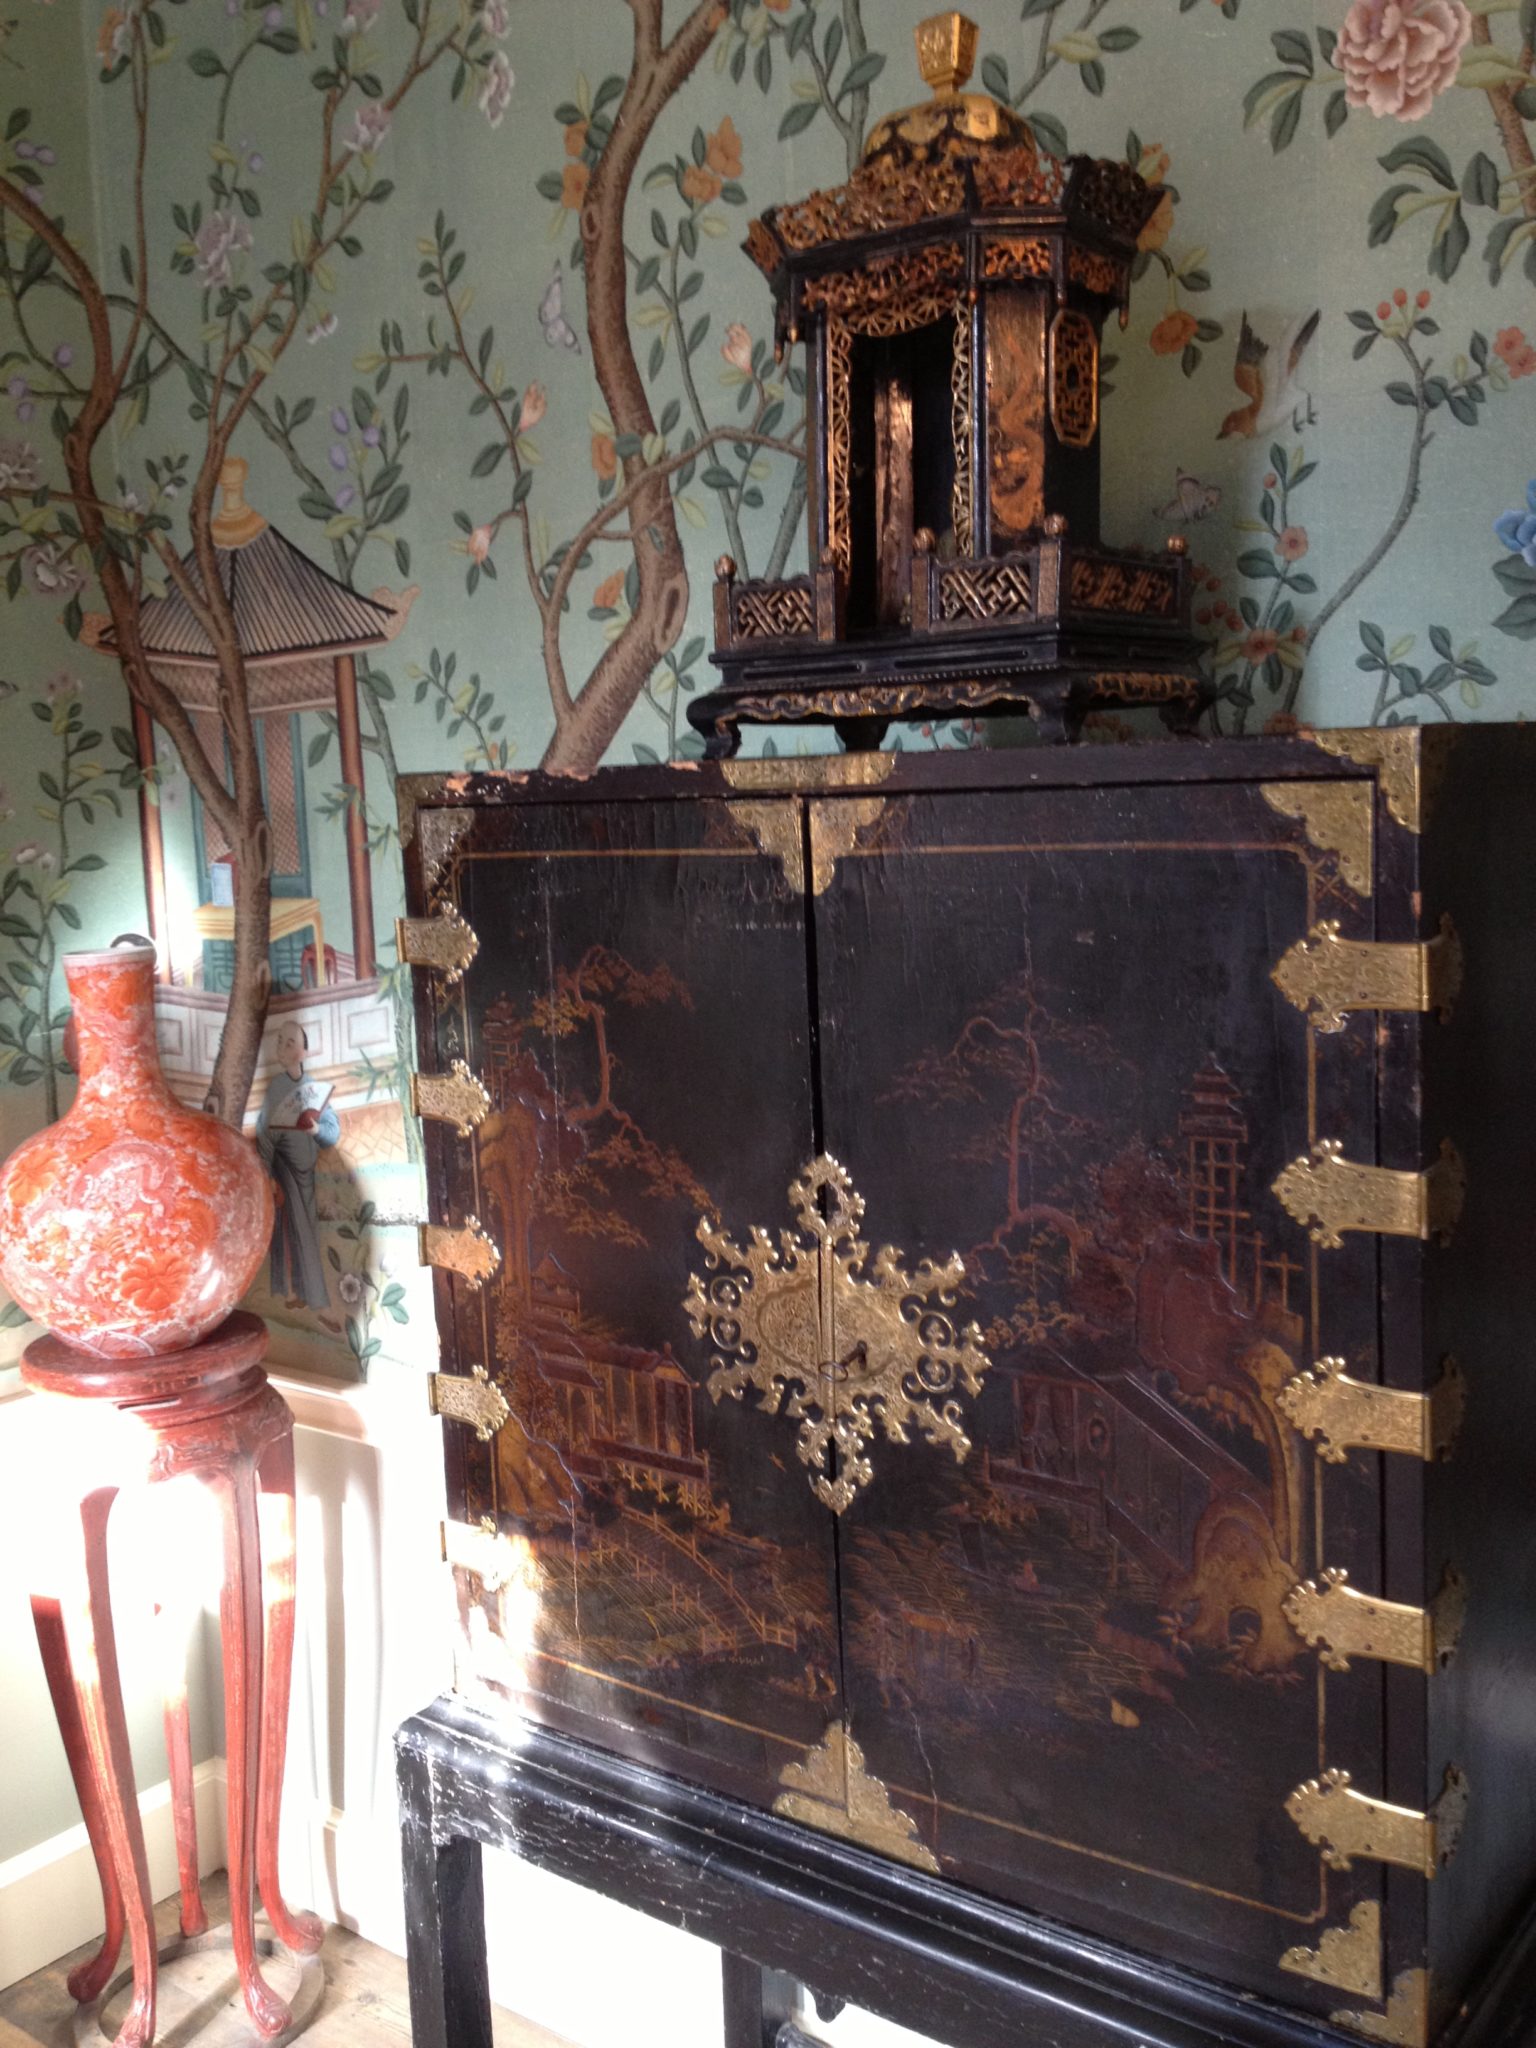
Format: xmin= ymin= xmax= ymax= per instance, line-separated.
xmin=216 ymin=1456 xmax=291 ymax=2038
xmin=31 ymin=1590 xmax=127 ymax=2004
xmin=398 ymin=1741 xmax=493 ymax=2048
xmin=56 ymin=1487 xmax=158 ymax=2048
xmin=157 ymin=1594 xmax=208 ymax=1940
xmin=255 ymin=1422 xmax=324 ymax=1956
xmin=722 ymin=1952 xmax=801 ymax=2048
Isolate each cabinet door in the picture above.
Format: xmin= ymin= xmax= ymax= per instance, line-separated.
xmin=424 ymin=793 xmax=842 ymax=1812
xmin=809 ymin=775 xmax=1386 ymax=2012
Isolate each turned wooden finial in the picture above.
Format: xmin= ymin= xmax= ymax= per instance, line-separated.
xmin=1166 ymin=535 xmax=1189 ymax=556
xmin=211 ymin=457 xmax=267 ymax=548
xmin=915 ymin=12 xmax=979 ymax=97
xmin=715 ymin=555 xmax=738 ymax=582
xmin=1044 ymin=513 xmax=1068 ymax=539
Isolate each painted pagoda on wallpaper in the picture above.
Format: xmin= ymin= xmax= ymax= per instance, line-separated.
xmin=83 ymin=460 xmax=421 ymax=1214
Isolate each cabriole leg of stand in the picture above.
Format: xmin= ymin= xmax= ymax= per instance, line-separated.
xmin=255 ymin=1417 xmax=324 ymax=1955
xmin=398 ymin=1739 xmax=493 ymax=2048
xmin=156 ymin=1595 xmax=208 ymax=1939
xmin=31 ymin=1592 xmax=127 ymax=2003
xmin=215 ymin=1454 xmax=292 ymax=2039
xmin=56 ymin=1487 xmax=158 ymax=2048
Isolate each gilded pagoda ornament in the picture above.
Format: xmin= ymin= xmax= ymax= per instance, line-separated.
xmin=693 ymin=11 xmax=1203 ymax=756
xmin=682 ymin=1153 xmax=990 ymax=1513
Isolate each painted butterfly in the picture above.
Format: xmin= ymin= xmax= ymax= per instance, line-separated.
xmin=539 ymin=262 xmax=581 ymax=353
xmin=1157 ymin=470 xmax=1221 ymax=524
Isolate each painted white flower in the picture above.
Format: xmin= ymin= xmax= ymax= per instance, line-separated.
xmin=44 ymin=670 xmax=80 ymax=702
xmin=482 ymin=0 xmax=510 ymax=35
xmin=341 ymin=0 xmax=378 ymax=30
xmin=337 ymin=1270 xmax=366 ymax=1307
xmin=22 ymin=541 xmax=83 ymax=597
xmin=12 ymin=840 xmax=42 ymax=865
xmin=306 ymin=312 xmax=338 ymax=343
xmin=346 ymin=101 xmax=392 ymax=155
xmin=194 ymin=209 xmax=253 ymax=290
xmin=479 ymin=48 xmax=514 ymax=128
xmin=0 ymin=439 xmax=40 ymax=492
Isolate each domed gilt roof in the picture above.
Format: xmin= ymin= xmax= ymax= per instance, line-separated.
xmin=744 ymin=10 xmax=1158 ymax=281
xmin=860 ymin=11 xmax=1035 ymax=174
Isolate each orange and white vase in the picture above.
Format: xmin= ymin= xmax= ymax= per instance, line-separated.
xmin=0 ymin=940 xmax=273 ymax=1358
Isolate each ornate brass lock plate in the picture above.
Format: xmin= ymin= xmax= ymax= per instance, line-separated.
xmin=683 ymin=1153 xmax=991 ymax=1512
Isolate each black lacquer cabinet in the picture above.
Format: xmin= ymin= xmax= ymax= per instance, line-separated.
xmin=396 ymin=727 xmax=1536 ymax=2048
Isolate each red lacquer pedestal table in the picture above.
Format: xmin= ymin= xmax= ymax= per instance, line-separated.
xmin=23 ymin=1311 xmax=325 ymax=2048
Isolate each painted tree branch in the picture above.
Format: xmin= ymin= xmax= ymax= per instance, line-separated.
xmin=1473 ymin=16 xmax=1536 ymax=221
xmin=540 ymin=0 xmax=723 ymax=774
xmin=0 ymin=174 xmax=233 ymax=830
xmin=1 ymin=0 xmax=470 ymax=1123
xmin=1304 ymin=336 xmax=1428 ymax=661
xmin=541 ymin=424 xmax=803 ymax=662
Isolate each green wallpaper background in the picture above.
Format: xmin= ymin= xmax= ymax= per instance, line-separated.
xmin=0 ymin=0 xmax=1532 ymax=1366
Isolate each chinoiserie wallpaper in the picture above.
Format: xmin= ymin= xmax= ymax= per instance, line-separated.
xmin=0 ymin=0 xmax=1530 ymax=1368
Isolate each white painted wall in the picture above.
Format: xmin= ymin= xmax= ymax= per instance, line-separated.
xmin=0 ymin=1352 xmax=939 ymax=2048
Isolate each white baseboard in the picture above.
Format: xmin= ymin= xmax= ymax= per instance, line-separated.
xmin=0 ymin=1757 xmax=227 ymax=1992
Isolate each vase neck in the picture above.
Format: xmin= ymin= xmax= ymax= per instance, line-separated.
xmin=63 ymin=949 xmax=161 ymax=1089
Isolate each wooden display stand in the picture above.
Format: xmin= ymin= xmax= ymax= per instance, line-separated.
xmin=23 ymin=1311 xmax=323 ymax=2048
xmin=396 ymin=1695 xmax=1536 ymax=2048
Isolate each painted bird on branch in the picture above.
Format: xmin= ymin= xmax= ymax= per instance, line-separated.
xmin=1218 ymin=309 xmax=1320 ymax=440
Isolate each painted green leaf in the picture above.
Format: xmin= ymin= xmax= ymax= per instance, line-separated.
xmin=1378 ymin=137 xmax=1456 ymax=189
xmin=1493 ymin=592 xmax=1536 ymax=639
xmin=1462 ymin=151 xmax=1500 ymax=209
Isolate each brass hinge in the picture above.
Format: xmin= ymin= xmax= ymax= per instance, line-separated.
xmin=1283 ymin=1567 xmax=1467 ymax=1674
xmin=441 ymin=1515 xmax=534 ymax=1595
xmin=1280 ymin=1900 xmax=1383 ymax=2000
xmin=1272 ymin=1139 xmax=1465 ymax=1250
xmin=1286 ymin=1766 xmax=1467 ymax=1879
xmin=411 ymin=1061 xmax=491 ymax=1137
xmin=1272 ymin=916 xmax=1462 ymax=1034
xmin=1277 ymin=1356 xmax=1465 ymax=1464
xmin=396 ymin=904 xmax=479 ymax=984
xmin=419 ymin=1216 xmax=501 ymax=1289
xmin=429 ymin=1364 xmax=510 ymax=1442
xmin=1334 ymin=1968 xmax=1432 ymax=2047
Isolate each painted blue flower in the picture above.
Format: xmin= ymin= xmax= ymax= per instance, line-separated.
xmin=1495 ymin=481 xmax=1536 ymax=567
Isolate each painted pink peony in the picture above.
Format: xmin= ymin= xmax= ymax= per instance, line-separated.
xmin=1336 ymin=0 xmax=1472 ymax=121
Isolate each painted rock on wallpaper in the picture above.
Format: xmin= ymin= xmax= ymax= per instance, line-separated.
xmin=0 ymin=939 xmax=273 ymax=1358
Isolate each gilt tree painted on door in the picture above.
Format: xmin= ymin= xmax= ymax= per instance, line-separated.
xmin=0 ymin=0 xmax=1532 ymax=1367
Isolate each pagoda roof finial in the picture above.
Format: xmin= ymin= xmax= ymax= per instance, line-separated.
xmin=211 ymin=455 xmax=267 ymax=549
xmin=915 ymin=12 xmax=979 ymax=98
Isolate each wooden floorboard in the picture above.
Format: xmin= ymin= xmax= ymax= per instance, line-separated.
xmin=0 ymin=1873 xmax=578 ymax=2048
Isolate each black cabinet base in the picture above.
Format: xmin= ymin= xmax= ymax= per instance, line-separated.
xmin=395 ymin=1696 xmax=1536 ymax=2048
